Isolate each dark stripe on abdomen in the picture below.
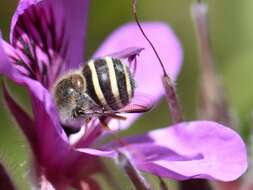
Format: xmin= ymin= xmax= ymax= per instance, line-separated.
xmin=82 ymin=64 xmax=102 ymax=106
xmin=94 ymin=59 xmax=119 ymax=110
xmin=113 ymin=58 xmax=130 ymax=107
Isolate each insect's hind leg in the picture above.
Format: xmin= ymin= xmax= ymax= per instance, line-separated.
xmin=99 ymin=116 xmax=111 ymax=131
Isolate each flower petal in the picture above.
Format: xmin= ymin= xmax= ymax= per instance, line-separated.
xmin=0 ymin=161 xmax=16 ymax=190
xmin=93 ymin=22 xmax=183 ymax=130
xmin=106 ymin=47 xmax=144 ymax=62
xmin=11 ymin=0 xmax=89 ymax=69
xmin=103 ymin=121 xmax=247 ymax=181
xmin=77 ymin=148 xmax=117 ymax=158
xmin=1 ymin=30 xmax=75 ymax=176
xmin=31 ymin=96 xmax=71 ymax=169
xmin=0 ymin=35 xmax=67 ymax=141
xmin=0 ymin=34 xmax=70 ymax=169
xmin=2 ymin=85 xmax=67 ymax=172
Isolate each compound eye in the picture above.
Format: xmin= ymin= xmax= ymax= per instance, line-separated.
xmin=70 ymin=75 xmax=85 ymax=91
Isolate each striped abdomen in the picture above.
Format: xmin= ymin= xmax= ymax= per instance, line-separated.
xmin=82 ymin=57 xmax=135 ymax=110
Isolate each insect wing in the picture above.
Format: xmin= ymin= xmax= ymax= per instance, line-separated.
xmin=117 ymin=102 xmax=152 ymax=114
xmin=105 ymin=92 xmax=154 ymax=115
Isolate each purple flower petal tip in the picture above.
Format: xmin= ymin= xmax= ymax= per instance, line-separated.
xmin=106 ymin=47 xmax=144 ymax=61
xmin=77 ymin=148 xmax=117 ymax=158
xmin=10 ymin=0 xmax=41 ymax=43
xmin=100 ymin=121 xmax=247 ymax=182
xmin=141 ymin=121 xmax=248 ymax=181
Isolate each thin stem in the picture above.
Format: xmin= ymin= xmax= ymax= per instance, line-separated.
xmin=100 ymin=114 xmax=153 ymax=189
xmin=131 ymin=1 xmax=183 ymax=189
xmin=132 ymin=0 xmax=166 ymax=75
xmin=193 ymin=0 xmax=231 ymax=126
xmin=117 ymin=151 xmax=153 ymax=190
xmin=131 ymin=1 xmax=185 ymax=189
xmin=179 ymin=1 xmax=232 ymax=190
xmin=132 ymin=0 xmax=183 ymax=124
xmin=192 ymin=2 xmax=240 ymax=190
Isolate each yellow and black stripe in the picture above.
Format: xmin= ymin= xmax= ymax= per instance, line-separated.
xmin=82 ymin=57 xmax=135 ymax=110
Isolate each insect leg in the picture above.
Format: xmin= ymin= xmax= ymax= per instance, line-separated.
xmin=103 ymin=113 xmax=127 ymax=120
xmin=99 ymin=116 xmax=112 ymax=131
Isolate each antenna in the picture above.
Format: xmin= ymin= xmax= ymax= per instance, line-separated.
xmin=132 ymin=0 xmax=167 ymax=76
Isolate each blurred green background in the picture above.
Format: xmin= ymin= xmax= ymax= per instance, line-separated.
xmin=0 ymin=0 xmax=252 ymax=189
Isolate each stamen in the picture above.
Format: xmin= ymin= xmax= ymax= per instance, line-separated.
xmin=132 ymin=0 xmax=183 ymax=123
xmin=132 ymin=1 xmax=183 ymax=189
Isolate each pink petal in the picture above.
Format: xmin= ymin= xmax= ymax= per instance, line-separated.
xmin=10 ymin=0 xmax=89 ymax=69
xmin=121 ymin=121 xmax=248 ymax=181
xmin=77 ymin=148 xmax=117 ymax=158
xmin=30 ymin=96 xmax=71 ymax=168
xmin=106 ymin=47 xmax=144 ymax=61
xmin=2 ymin=84 xmax=70 ymax=172
xmin=82 ymin=121 xmax=247 ymax=181
xmin=0 ymin=35 xmax=69 ymax=168
xmin=0 ymin=34 xmax=67 ymax=140
xmin=93 ymin=22 xmax=183 ymax=130
xmin=0 ymin=37 xmax=100 ymax=176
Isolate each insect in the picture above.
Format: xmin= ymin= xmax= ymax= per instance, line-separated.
xmin=52 ymin=56 xmax=152 ymax=130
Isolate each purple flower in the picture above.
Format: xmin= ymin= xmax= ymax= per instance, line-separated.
xmin=0 ymin=0 xmax=247 ymax=189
